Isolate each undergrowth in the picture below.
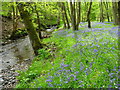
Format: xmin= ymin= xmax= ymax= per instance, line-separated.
xmin=16 ymin=22 xmax=119 ymax=88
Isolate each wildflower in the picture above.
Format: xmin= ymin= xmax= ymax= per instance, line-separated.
xmin=86 ymin=73 xmax=89 ymax=75
xmin=75 ymin=71 xmax=79 ymax=74
xmin=93 ymin=49 xmax=98 ymax=53
xmin=80 ymin=65 xmax=84 ymax=71
xmin=70 ymin=74 xmax=75 ymax=77
xmin=61 ymin=63 xmax=69 ymax=67
xmin=48 ymin=83 xmax=53 ymax=87
xmin=73 ymin=78 xmax=78 ymax=81
xmin=64 ymin=81 xmax=68 ymax=83
xmin=108 ymin=85 xmax=112 ymax=88
xmin=79 ymin=81 xmax=83 ymax=83
xmin=46 ymin=79 xmax=52 ymax=82
xmin=116 ymin=84 xmax=120 ymax=86
xmin=108 ymin=73 xmax=114 ymax=77
xmin=48 ymin=76 xmax=53 ymax=79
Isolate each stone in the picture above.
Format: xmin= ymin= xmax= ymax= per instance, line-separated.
xmin=0 ymin=78 xmax=4 ymax=85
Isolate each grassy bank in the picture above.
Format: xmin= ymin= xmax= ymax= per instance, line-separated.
xmin=16 ymin=22 xmax=119 ymax=88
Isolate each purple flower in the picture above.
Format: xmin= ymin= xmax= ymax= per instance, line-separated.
xmin=48 ymin=83 xmax=53 ymax=87
xmin=116 ymin=84 xmax=120 ymax=86
xmin=73 ymin=78 xmax=78 ymax=81
xmin=61 ymin=63 xmax=69 ymax=67
xmin=79 ymin=81 xmax=83 ymax=83
xmin=46 ymin=79 xmax=52 ymax=82
xmin=70 ymin=74 xmax=76 ymax=78
xmin=75 ymin=71 xmax=79 ymax=74
xmin=64 ymin=81 xmax=68 ymax=83
xmin=80 ymin=66 xmax=84 ymax=71
xmin=86 ymin=73 xmax=89 ymax=75
xmin=93 ymin=49 xmax=98 ymax=52
xmin=109 ymin=73 xmax=114 ymax=77
xmin=108 ymin=85 xmax=112 ymax=88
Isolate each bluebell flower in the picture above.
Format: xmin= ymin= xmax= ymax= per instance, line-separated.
xmin=64 ymin=81 xmax=68 ymax=83
xmin=86 ymin=73 xmax=89 ymax=75
xmin=48 ymin=83 xmax=53 ymax=87
xmin=93 ymin=49 xmax=98 ymax=52
xmin=70 ymin=74 xmax=76 ymax=78
xmin=46 ymin=79 xmax=52 ymax=82
xmin=75 ymin=71 xmax=79 ymax=74
xmin=80 ymin=66 xmax=84 ymax=71
xmin=108 ymin=85 xmax=112 ymax=88
xmin=73 ymin=78 xmax=78 ymax=81
xmin=109 ymin=73 xmax=114 ymax=77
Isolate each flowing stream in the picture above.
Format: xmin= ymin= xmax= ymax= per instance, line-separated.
xmin=0 ymin=36 xmax=34 ymax=70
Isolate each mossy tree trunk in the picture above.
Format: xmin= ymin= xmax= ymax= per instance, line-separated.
xmin=17 ymin=3 xmax=43 ymax=55
xmin=34 ymin=4 xmax=42 ymax=39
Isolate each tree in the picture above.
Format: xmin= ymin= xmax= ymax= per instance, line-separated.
xmin=58 ymin=2 xmax=70 ymax=29
xmin=118 ymin=1 xmax=120 ymax=59
xmin=99 ymin=1 xmax=104 ymax=22
xmin=34 ymin=3 xmax=42 ymax=39
xmin=112 ymin=1 xmax=119 ymax=25
xmin=17 ymin=3 xmax=43 ymax=55
xmin=69 ymin=1 xmax=81 ymax=30
xmin=103 ymin=2 xmax=110 ymax=22
xmin=10 ymin=2 xmax=19 ymax=39
xmin=87 ymin=1 xmax=92 ymax=28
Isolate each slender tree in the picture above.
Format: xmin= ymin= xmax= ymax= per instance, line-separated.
xmin=87 ymin=1 xmax=92 ymax=28
xmin=10 ymin=2 xmax=19 ymax=39
xmin=99 ymin=0 xmax=104 ymax=22
xmin=70 ymin=0 xmax=81 ymax=30
xmin=103 ymin=2 xmax=110 ymax=22
xmin=34 ymin=4 xmax=42 ymax=39
xmin=112 ymin=1 xmax=119 ymax=25
xmin=17 ymin=3 xmax=43 ymax=55
xmin=118 ymin=1 xmax=120 ymax=66
xmin=62 ymin=2 xmax=70 ymax=29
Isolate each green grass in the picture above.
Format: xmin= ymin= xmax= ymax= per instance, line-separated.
xmin=15 ymin=22 xmax=119 ymax=88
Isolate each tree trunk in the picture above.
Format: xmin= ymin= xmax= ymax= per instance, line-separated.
xmin=118 ymin=1 xmax=120 ymax=61
xmin=70 ymin=1 xmax=77 ymax=30
xmin=87 ymin=2 xmax=92 ymax=28
xmin=103 ymin=2 xmax=110 ymax=22
xmin=76 ymin=2 xmax=81 ymax=30
xmin=100 ymin=1 xmax=104 ymax=22
xmin=112 ymin=1 xmax=119 ymax=25
xmin=62 ymin=2 xmax=70 ymax=29
xmin=66 ymin=2 xmax=71 ymax=22
xmin=57 ymin=12 xmax=60 ymax=29
xmin=34 ymin=4 xmax=42 ymax=39
xmin=17 ymin=3 xmax=43 ymax=55
xmin=10 ymin=3 xmax=18 ymax=39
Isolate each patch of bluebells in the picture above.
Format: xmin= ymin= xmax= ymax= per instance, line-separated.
xmin=26 ymin=22 xmax=118 ymax=88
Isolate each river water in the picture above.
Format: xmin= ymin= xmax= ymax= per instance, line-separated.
xmin=0 ymin=36 xmax=34 ymax=70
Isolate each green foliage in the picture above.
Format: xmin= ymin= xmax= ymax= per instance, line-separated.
xmin=16 ymin=22 xmax=118 ymax=88
xmin=37 ymin=48 xmax=51 ymax=60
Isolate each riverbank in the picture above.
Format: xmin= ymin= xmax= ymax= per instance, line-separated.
xmin=0 ymin=36 xmax=34 ymax=89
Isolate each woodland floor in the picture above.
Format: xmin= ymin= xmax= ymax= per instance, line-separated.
xmin=15 ymin=22 xmax=119 ymax=88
